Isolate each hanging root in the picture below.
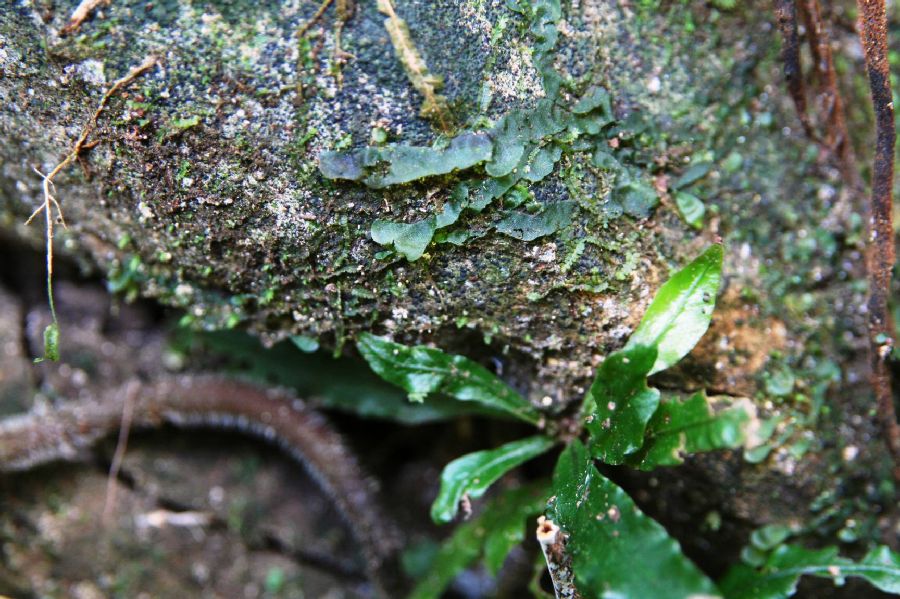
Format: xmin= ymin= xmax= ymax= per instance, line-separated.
xmin=25 ymin=55 xmax=157 ymax=361
xmin=0 ymin=375 xmax=405 ymax=596
xmin=773 ymin=0 xmax=854 ymax=174
xmin=773 ymin=0 xmax=900 ymax=479
xmin=798 ymin=0 xmax=855 ymax=176
xmin=855 ymin=0 xmax=900 ymax=480
xmin=774 ymin=0 xmax=814 ymax=139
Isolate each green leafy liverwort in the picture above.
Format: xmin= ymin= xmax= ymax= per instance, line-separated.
xmin=317 ymin=0 xmax=660 ymax=261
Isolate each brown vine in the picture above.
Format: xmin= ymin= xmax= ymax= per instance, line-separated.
xmin=855 ymin=0 xmax=900 ymax=480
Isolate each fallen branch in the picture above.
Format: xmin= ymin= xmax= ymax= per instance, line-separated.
xmin=0 ymin=375 xmax=405 ymax=597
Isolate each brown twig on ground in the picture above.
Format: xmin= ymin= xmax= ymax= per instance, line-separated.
xmin=536 ymin=516 xmax=582 ymax=599
xmin=297 ymin=0 xmax=336 ymax=40
xmin=0 ymin=375 xmax=405 ymax=597
xmin=774 ymin=0 xmax=855 ymax=177
xmin=25 ymin=55 xmax=157 ymax=353
xmin=59 ymin=0 xmax=110 ymax=36
xmin=855 ymin=0 xmax=900 ymax=480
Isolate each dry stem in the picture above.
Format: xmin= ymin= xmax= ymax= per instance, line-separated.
xmin=102 ymin=379 xmax=138 ymax=524
xmin=773 ymin=0 xmax=814 ymax=139
xmin=295 ymin=0 xmax=354 ymax=89
xmin=799 ymin=0 xmax=855 ymax=178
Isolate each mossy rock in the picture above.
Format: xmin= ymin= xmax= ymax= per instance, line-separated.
xmin=0 ymin=0 xmax=854 ymax=414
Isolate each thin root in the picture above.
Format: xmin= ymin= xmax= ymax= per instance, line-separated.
xmin=60 ymin=0 xmax=110 ymax=36
xmin=24 ymin=55 xmax=157 ymax=345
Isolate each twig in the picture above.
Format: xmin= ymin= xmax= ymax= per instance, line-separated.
xmin=60 ymin=0 xmax=110 ymax=36
xmin=102 ymin=379 xmax=138 ymax=524
xmin=536 ymin=516 xmax=582 ymax=599
xmin=297 ymin=0 xmax=335 ymax=40
xmin=25 ymin=55 xmax=157 ymax=360
xmin=855 ymin=0 xmax=900 ymax=480
xmin=0 ymin=375 xmax=405 ymax=597
xmin=774 ymin=0 xmax=854 ymax=177
xmin=376 ymin=0 xmax=455 ymax=132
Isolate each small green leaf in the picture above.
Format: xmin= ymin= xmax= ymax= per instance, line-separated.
xmin=356 ymin=333 xmax=540 ymax=423
xmin=486 ymin=100 xmax=566 ymax=178
xmin=626 ymin=392 xmax=756 ymax=470
xmin=486 ymin=112 xmax=527 ymax=177
xmin=749 ymin=525 xmax=792 ymax=551
xmin=197 ymin=330 xmax=493 ymax=424
xmin=550 ymin=441 xmax=720 ymax=599
xmin=171 ymin=115 xmax=201 ymax=130
xmin=409 ymin=483 xmax=548 ymax=599
xmin=672 ymin=161 xmax=712 ymax=190
xmin=674 ymin=191 xmax=706 ymax=229
xmin=482 ymin=484 xmax=548 ymax=575
xmin=521 ymin=144 xmax=562 ymax=182
xmin=370 ymin=189 xmax=467 ymax=262
xmin=616 ymin=178 xmax=659 ymax=219
xmin=431 ymin=436 xmax=555 ymax=523
xmin=764 ymin=366 xmax=796 ymax=397
xmin=626 ymin=244 xmax=724 ymax=374
xmin=407 ymin=519 xmax=482 ymax=599
xmin=35 ymin=322 xmax=60 ymax=363
xmin=719 ymin=544 xmax=900 ymax=599
xmin=585 ymin=345 xmax=660 ymax=464
xmin=592 ymin=147 xmax=622 ymax=170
